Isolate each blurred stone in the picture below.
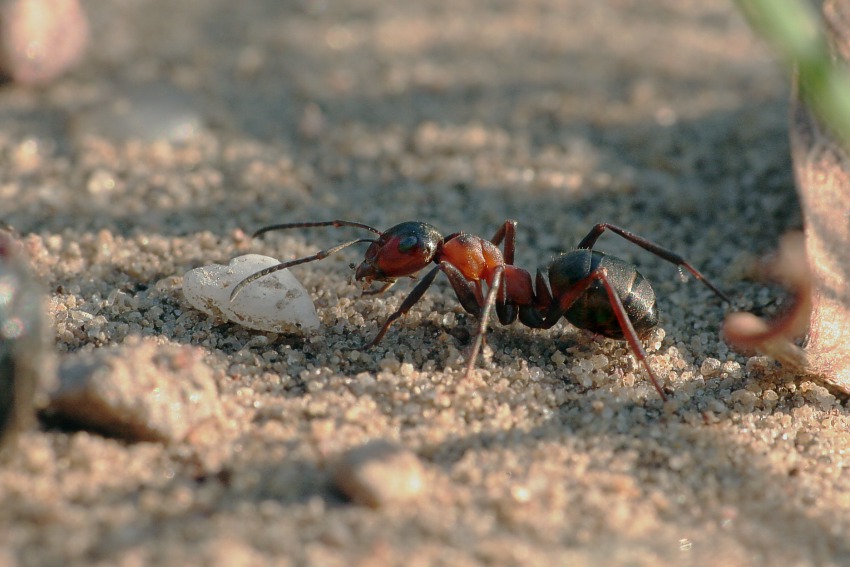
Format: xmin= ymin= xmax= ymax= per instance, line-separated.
xmin=0 ymin=0 xmax=88 ymax=85
xmin=332 ymin=439 xmax=425 ymax=508
xmin=74 ymin=83 xmax=203 ymax=143
xmin=0 ymin=230 xmax=52 ymax=453
xmin=45 ymin=336 xmax=223 ymax=443
xmin=298 ymin=102 xmax=326 ymax=140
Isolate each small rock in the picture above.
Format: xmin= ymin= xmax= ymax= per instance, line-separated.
xmin=183 ymin=254 xmax=320 ymax=333
xmin=0 ymin=230 xmax=53 ymax=452
xmin=44 ymin=336 xmax=223 ymax=443
xmin=0 ymin=0 xmax=88 ymax=85
xmin=700 ymin=357 xmax=722 ymax=377
xmin=74 ymin=83 xmax=203 ymax=143
xmin=332 ymin=439 xmax=425 ymax=508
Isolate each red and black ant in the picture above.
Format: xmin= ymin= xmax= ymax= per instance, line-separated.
xmin=230 ymin=220 xmax=732 ymax=400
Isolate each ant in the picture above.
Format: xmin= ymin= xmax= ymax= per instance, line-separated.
xmin=230 ymin=220 xmax=732 ymax=401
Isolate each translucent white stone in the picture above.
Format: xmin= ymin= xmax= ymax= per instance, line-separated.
xmin=183 ymin=255 xmax=319 ymax=333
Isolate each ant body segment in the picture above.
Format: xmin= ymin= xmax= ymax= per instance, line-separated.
xmin=231 ymin=220 xmax=731 ymax=401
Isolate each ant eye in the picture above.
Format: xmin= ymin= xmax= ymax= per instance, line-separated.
xmin=397 ymin=235 xmax=420 ymax=253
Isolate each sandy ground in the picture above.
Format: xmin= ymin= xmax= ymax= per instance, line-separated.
xmin=3 ymin=0 xmax=850 ymax=565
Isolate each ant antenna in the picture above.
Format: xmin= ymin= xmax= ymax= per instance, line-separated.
xmin=229 ymin=220 xmax=384 ymax=301
xmin=253 ymin=220 xmax=383 ymax=238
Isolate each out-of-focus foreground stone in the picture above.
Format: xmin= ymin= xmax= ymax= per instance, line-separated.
xmin=0 ymin=230 xmax=52 ymax=453
xmin=0 ymin=0 xmax=88 ymax=85
xmin=332 ymin=439 xmax=426 ymax=508
xmin=45 ymin=336 xmax=224 ymax=443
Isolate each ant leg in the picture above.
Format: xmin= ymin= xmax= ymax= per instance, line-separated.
xmin=495 ymin=278 xmax=516 ymax=325
xmin=537 ymin=267 xmax=668 ymax=400
xmin=596 ymin=270 xmax=668 ymax=401
xmin=490 ymin=220 xmax=518 ymax=265
xmin=535 ymin=273 xmax=600 ymax=330
xmin=496 ymin=265 xmax=538 ymax=325
xmin=576 ymin=223 xmax=732 ymax=304
xmin=442 ymin=262 xmax=525 ymax=360
xmin=441 ymin=263 xmax=485 ymax=317
xmin=370 ymin=259 xmax=509 ymax=378
xmin=230 ymin=237 xmax=376 ymax=300
xmin=253 ymin=220 xmax=382 ymax=238
xmin=364 ymin=266 xmax=441 ymax=348
xmin=442 ymin=262 xmax=522 ymax=326
xmin=463 ymin=266 xmax=505 ymax=380
xmin=515 ymin=269 xmax=552 ymax=328
xmin=491 ymin=221 xmax=533 ymax=323
xmin=534 ymin=268 xmax=552 ymax=310
xmin=361 ymin=281 xmax=396 ymax=296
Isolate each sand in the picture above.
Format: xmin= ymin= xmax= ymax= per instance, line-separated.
xmin=3 ymin=1 xmax=849 ymax=565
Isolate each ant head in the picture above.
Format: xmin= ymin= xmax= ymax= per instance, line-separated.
xmin=354 ymin=221 xmax=442 ymax=282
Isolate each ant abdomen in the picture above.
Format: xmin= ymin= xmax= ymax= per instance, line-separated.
xmin=548 ymin=249 xmax=658 ymax=340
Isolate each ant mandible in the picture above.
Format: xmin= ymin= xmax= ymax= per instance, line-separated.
xmin=230 ymin=220 xmax=732 ymax=401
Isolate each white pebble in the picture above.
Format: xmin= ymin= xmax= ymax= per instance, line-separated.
xmin=182 ymin=254 xmax=319 ymax=333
